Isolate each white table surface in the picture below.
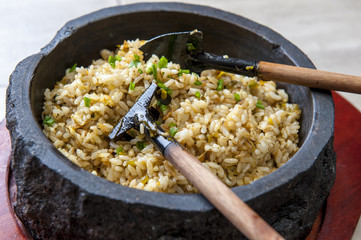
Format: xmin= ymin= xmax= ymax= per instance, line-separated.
xmin=1 ymin=0 xmax=360 ymax=238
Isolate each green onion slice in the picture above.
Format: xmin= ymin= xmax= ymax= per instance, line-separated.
xmin=217 ymin=79 xmax=224 ymax=91
xmin=187 ymin=43 xmax=196 ymax=51
xmin=84 ymin=97 xmax=91 ymax=107
xmin=169 ymin=122 xmax=177 ymax=127
xmin=43 ymin=116 xmax=55 ymax=126
xmin=136 ymin=141 xmax=146 ymax=150
xmin=194 ymin=79 xmax=202 ymax=85
xmin=108 ymin=55 xmax=116 ymax=69
xmin=129 ymin=82 xmax=135 ymax=90
xmin=178 ymin=69 xmax=190 ymax=76
xmin=69 ymin=63 xmax=77 ymax=73
xmin=160 ymin=104 xmax=168 ymax=113
xmin=195 ymin=91 xmax=201 ymax=99
xmin=129 ymin=55 xmax=141 ymax=68
xmin=234 ymin=93 xmax=241 ymax=102
xmin=116 ymin=146 xmax=123 ymax=155
xmin=256 ymin=100 xmax=265 ymax=109
xmin=158 ymin=56 xmax=168 ymax=69
xmin=169 ymin=127 xmax=178 ymax=137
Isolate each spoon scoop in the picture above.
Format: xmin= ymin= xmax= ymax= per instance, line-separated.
xmin=140 ymin=30 xmax=361 ymax=93
xmin=109 ymin=83 xmax=284 ymax=240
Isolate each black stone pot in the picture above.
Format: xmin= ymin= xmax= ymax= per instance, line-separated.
xmin=6 ymin=2 xmax=336 ymax=240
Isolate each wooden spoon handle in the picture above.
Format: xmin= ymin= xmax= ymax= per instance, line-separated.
xmin=258 ymin=61 xmax=361 ymax=93
xmin=164 ymin=142 xmax=284 ymax=240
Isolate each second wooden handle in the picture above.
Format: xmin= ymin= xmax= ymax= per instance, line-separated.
xmin=258 ymin=61 xmax=361 ymax=93
xmin=164 ymin=143 xmax=284 ymax=240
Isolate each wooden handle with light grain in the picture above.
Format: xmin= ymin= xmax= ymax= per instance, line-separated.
xmin=258 ymin=61 xmax=361 ymax=93
xmin=164 ymin=142 xmax=284 ymax=240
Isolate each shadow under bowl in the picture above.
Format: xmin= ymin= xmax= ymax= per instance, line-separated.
xmin=6 ymin=2 xmax=336 ymax=240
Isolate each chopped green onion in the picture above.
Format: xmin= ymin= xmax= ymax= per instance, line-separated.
xmin=129 ymin=55 xmax=141 ymax=68
xmin=256 ymin=100 xmax=265 ymax=109
xmin=146 ymin=62 xmax=153 ymax=73
xmin=248 ymin=81 xmax=258 ymax=89
xmin=157 ymin=82 xmax=166 ymax=89
xmin=136 ymin=141 xmax=146 ymax=150
xmin=160 ymin=104 xmax=168 ymax=113
xmin=115 ymin=55 xmax=122 ymax=61
xmin=152 ymin=64 xmax=158 ymax=79
xmin=69 ymin=63 xmax=77 ymax=73
xmin=194 ymin=79 xmax=202 ymax=86
xmin=169 ymin=127 xmax=178 ymax=137
xmin=217 ymin=79 xmax=224 ymax=91
xmin=187 ymin=43 xmax=196 ymax=51
xmin=129 ymin=81 xmax=135 ymax=90
xmin=157 ymin=82 xmax=172 ymax=96
xmin=195 ymin=91 xmax=201 ymax=99
xmin=84 ymin=97 xmax=91 ymax=107
xmin=158 ymin=56 xmax=168 ymax=69
xmin=169 ymin=122 xmax=176 ymax=127
xmin=138 ymin=68 xmax=143 ymax=74
xmin=234 ymin=93 xmax=241 ymax=102
xmin=116 ymin=146 xmax=123 ymax=155
xmin=108 ymin=55 xmax=116 ymax=69
xmin=43 ymin=116 xmax=55 ymax=127
xmin=178 ymin=69 xmax=190 ymax=76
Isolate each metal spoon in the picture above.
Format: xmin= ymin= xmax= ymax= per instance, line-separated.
xmin=140 ymin=30 xmax=361 ymax=94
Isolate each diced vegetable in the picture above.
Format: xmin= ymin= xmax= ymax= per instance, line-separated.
xmin=169 ymin=122 xmax=176 ymax=127
xmin=146 ymin=62 xmax=153 ymax=74
xmin=115 ymin=55 xmax=122 ymax=61
xmin=129 ymin=55 xmax=141 ymax=68
xmin=43 ymin=116 xmax=55 ymax=126
xmin=248 ymin=81 xmax=258 ymax=88
xmin=256 ymin=100 xmax=265 ymax=109
xmin=129 ymin=82 xmax=135 ymax=90
xmin=194 ymin=79 xmax=202 ymax=85
xmin=108 ymin=55 xmax=116 ymax=68
xmin=160 ymin=104 xmax=168 ymax=113
xmin=69 ymin=63 xmax=77 ymax=73
xmin=136 ymin=141 xmax=146 ymax=150
xmin=178 ymin=69 xmax=190 ymax=76
xmin=195 ymin=91 xmax=201 ymax=99
xmin=152 ymin=64 xmax=158 ymax=79
xmin=234 ymin=93 xmax=241 ymax=102
xmin=169 ymin=127 xmax=178 ymax=137
xmin=157 ymin=82 xmax=172 ymax=96
xmin=217 ymin=79 xmax=224 ymax=91
xmin=84 ymin=97 xmax=91 ymax=107
xmin=187 ymin=43 xmax=196 ymax=51
xmin=158 ymin=56 xmax=168 ymax=69
xmin=116 ymin=146 xmax=124 ymax=155
xmin=138 ymin=68 xmax=143 ymax=74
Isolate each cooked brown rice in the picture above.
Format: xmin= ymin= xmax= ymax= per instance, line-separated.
xmin=42 ymin=39 xmax=301 ymax=193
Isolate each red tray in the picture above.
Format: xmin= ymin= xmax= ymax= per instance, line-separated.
xmin=1 ymin=92 xmax=360 ymax=239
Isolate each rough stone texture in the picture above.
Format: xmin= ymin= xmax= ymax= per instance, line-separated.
xmin=6 ymin=3 xmax=336 ymax=239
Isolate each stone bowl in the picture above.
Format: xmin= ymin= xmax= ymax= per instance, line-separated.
xmin=6 ymin=2 xmax=336 ymax=240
